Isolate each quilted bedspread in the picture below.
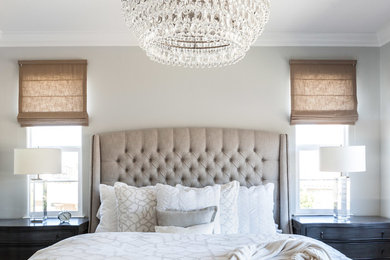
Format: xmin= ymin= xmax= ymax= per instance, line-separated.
xmin=29 ymin=232 xmax=350 ymax=260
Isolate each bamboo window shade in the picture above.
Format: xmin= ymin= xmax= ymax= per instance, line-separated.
xmin=17 ymin=60 xmax=88 ymax=127
xmin=290 ymin=60 xmax=358 ymax=125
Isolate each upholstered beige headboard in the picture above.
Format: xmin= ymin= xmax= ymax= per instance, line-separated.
xmin=90 ymin=128 xmax=290 ymax=233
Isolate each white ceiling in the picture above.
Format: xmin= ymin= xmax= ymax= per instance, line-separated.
xmin=1 ymin=0 xmax=390 ymax=47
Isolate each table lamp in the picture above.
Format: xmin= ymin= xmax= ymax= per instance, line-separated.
xmin=319 ymin=146 xmax=366 ymax=220
xmin=14 ymin=148 xmax=62 ymax=223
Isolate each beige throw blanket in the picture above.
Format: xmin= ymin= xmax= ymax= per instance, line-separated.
xmin=228 ymin=238 xmax=331 ymax=260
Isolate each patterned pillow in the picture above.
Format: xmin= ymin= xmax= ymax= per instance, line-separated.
xmin=219 ymin=181 xmax=240 ymax=234
xmin=114 ymin=182 xmax=156 ymax=232
xmin=156 ymin=183 xmax=221 ymax=233
xmin=237 ymin=183 xmax=277 ymax=235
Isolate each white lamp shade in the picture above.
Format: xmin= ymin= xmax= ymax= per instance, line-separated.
xmin=14 ymin=148 xmax=62 ymax=175
xmin=319 ymin=146 xmax=366 ymax=172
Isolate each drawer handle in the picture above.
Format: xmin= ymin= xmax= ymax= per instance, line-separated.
xmin=320 ymin=232 xmax=324 ymax=239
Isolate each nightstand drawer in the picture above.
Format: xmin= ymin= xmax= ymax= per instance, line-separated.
xmin=328 ymin=242 xmax=390 ymax=259
xmin=307 ymin=227 xmax=390 ymax=241
xmin=0 ymin=228 xmax=76 ymax=244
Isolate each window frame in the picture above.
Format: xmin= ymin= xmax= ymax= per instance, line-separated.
xmin=26 ymin=127 xmax=83 ymax=217
xmin=295 ymin=125 xmax=349 ymax=215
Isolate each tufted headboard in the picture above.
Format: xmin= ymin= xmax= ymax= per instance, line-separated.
xmin=89 ymin=128 xmax=290 ymax=233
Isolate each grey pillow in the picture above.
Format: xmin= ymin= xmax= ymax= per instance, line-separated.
xmin=156 ymin=206 xmax=217 ymax=227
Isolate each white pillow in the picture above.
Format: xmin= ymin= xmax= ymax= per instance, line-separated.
xmin=114 ymin=182 xmax=157 ymax=232
xmin=237 ymin=183 xmax=277 ymax=235
xmin=156 ymin=183 xmax=221 ymax=234
xmin=95 ymin=184 xmax=118 ymax=233
xmin=218 ymin=181 xmax=240 ymax=234
xmin=155 ymin=222 xmax=214 ymax=234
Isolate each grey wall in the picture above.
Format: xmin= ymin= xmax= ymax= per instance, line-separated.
xmin=0 ymin=46 xmax=381 ymax=218
xmin=380 ymin=42 xmax=390 ymax=218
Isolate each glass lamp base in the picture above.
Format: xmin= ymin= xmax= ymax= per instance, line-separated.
xmin=30 ymin=216 xmax=48 ymax=223
xmin=333 ymin=212 xmax=350 ymax=221
xmin=30 ymin=176 xmax=48 ymax=224
xmin=333 ymin=174 xmax=350 ymax=221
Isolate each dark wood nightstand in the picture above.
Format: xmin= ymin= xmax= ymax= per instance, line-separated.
xmin=292 ymin=215 xmax=390 ymax=260
xmin=0 ymin=217 xmax=89 ymax=260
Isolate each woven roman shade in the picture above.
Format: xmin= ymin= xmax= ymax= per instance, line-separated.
xmin=290 ymin=60 xmax=358 ymax=125
xmin=17 ymin=60 xmax=88 ymax=127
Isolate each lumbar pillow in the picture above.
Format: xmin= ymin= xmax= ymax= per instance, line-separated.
xmin=155 ymin=222 xmax=215 ymax=234
xmin=156 ymin=206 xmax=217 ymax=227
xmin=114 ymin=182 xmax=157 ymax=232
xmin=96 ymin=184 xmax=118 ymax=233
xmin=155 ymin=183 xmax=221 ymax=233
xmin=218 ymin=181 xmax=240 ymax=234
xmin=237 ymin=183 xmax=276 ymax=235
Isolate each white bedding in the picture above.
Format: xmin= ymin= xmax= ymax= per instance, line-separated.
xmin=29 ymin=232 xmax=350 ymax=260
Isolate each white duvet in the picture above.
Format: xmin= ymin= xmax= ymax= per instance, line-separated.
xmin=30 ymin=232 xmax=350 ymax=260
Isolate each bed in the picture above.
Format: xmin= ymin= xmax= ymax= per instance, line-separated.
xmin=29 ymin=127 xmax=349 ymax=260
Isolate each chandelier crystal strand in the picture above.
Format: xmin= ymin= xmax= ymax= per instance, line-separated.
xmin=122 ymin=0 xmax=270 ymax=68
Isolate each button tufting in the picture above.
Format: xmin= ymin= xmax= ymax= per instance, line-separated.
xmin=262 ymin=158 xmax=266 ymax=162
xmin=116 ymin=159 xmax=120 ymax=163
xmin=222 ymin=167 xmax=226 ymax=172
xmin=197 ymin=176 xmax=201 ymax=182
xmin=181 ymin=157 xmax=185 ymax=163
xmin=149 ymin=158 xmax=153 ymax=163
xmin=125 ymin=168 xmax=129 ymax=172
xmin=230 ymin=158 xmax=234 ymax=163
xmin=125 ymin=149 xmax=128 ymax=153
xmin=205 ymin=147 xmax=209 ymax=152
xmin=173 ymin=167 xmax=177 ymax=172
xmin=230 ymin=177 xmax=234 ymax=181
xmin=238 ymin=148 xmax=241 ymax=152
xmin=254 ymin=148 xmax=257 ymax=152
xmin=134 ymin=177 xmax=138 ymax=182
xmin=133 ymin=158 xmax=136 ymax=163
xmin=157 ymin=148 xmax=160 ymax=152
xmin=157 ymin=167 xmax=161 ymax=172
xmin=197 ymin=157 xmax=201 ymax=162
xmin=141 ymin=167 xmax=144 ymax=172
xmin=165 ymin=158 xmax=169 ymax=163
xmin=189 ymin=148 xmax=193 ymax=153
xmin=245 ymin=158 xmax=249 ymax=163
xmin=254 ymin=166 xmax=257 ymax=171
xmin=173 ymin=148 xmax=176 ymax=152
xmin=149 ymin=177 xmax=153 ymax=182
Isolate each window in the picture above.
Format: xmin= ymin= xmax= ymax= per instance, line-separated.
xmin=296 ymin=125 xmax=347 ymax=214
xmin=27 ymin=126 xmax=82 ymax=216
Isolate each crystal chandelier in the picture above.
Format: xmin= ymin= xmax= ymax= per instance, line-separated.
xmin=121 ymin=0 xmax=270 ymax=68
